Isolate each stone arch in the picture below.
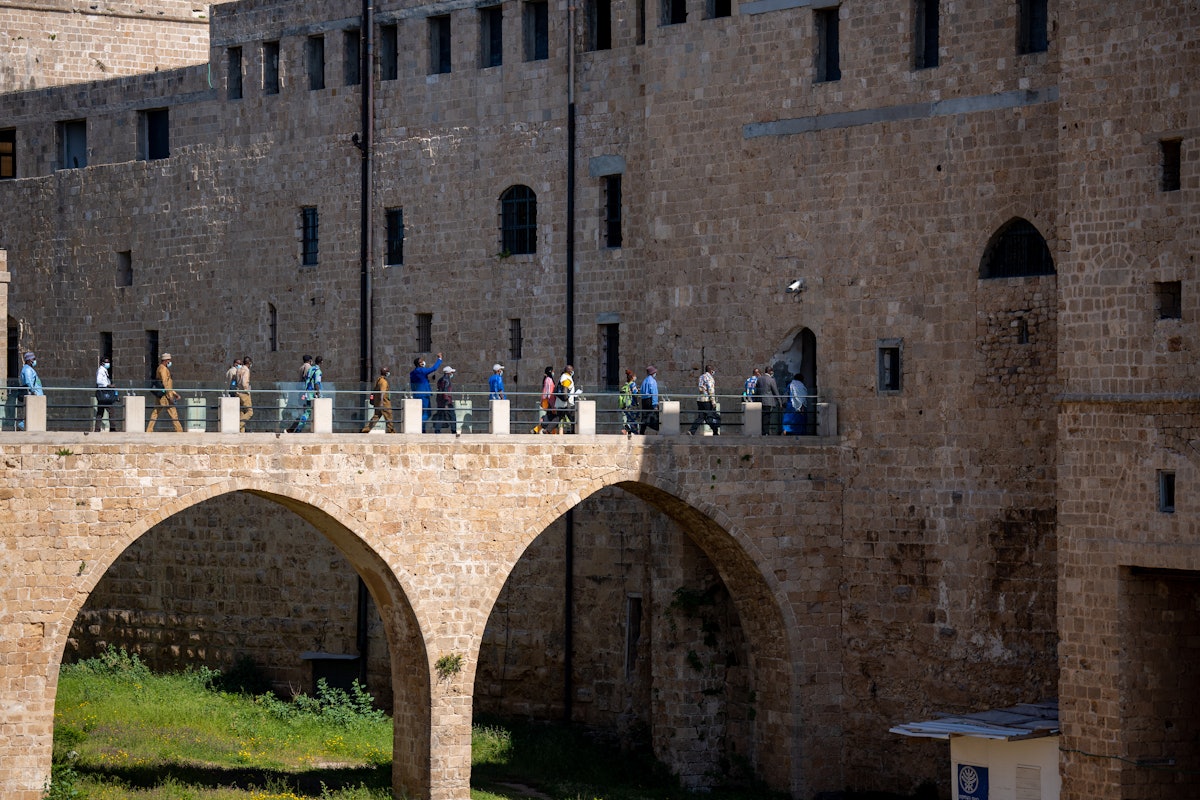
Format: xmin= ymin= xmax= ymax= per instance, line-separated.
xmin=771 ymin=326 xmax=818 ymax=395
xmin=47 ymin=478 xmax=432 ymax=800
xmin=979 ymin=217 xmax=1055 ymax=279
xmin=475 ymin=467 xmax=803 ymax=796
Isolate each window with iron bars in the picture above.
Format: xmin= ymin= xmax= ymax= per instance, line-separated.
xmin=501 ymin=185 xmax=537 ymax=255
xmin=417 ymin=313 xmax=433 ymax=352
xmin=509 ymin=319 xmax=523 ymax=361
xmin=301 ymin=207 xmax=319 ymax=266
xmin=386 ymin=208 xmax=404 ymax=266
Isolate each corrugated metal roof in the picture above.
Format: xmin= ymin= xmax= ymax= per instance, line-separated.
xmin=889 ymin=700 xmax=1059 ymax=741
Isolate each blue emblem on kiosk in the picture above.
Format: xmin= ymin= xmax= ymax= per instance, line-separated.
xmin=957 ymin=763 xmax=988 ymax=800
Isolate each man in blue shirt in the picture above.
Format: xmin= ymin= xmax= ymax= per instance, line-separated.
xmin=489 ymin=363 xmax=506 ymax=400
xmin=409 ymin=352 xmax=443 ymax=430
xmin=639 ymin=365 xmax=659 ymax=434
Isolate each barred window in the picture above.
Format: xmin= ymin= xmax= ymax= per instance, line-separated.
xmin=509 ymin=318 xmax=523 ymax=360
xmin=979 ymin=218 xmax=1054 ymax=279
xmin=500 ymin=185 xmax=537 ymax=255
xmin=301 ymin=207 xmax=319 ymax=266
xmin=385 ymin=208 xmax=405 ymax=266
xmin=417 ymin=313 xmax=433 ymax=352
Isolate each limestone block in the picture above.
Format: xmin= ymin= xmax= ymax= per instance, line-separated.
xmin=576 ymin=400 xmax=596 ymax=435
xmin=661 ymin=401 xmax=681 ymax=436
xmin=312 ymin=397 xmax=333 ymax=434
xmin=400 ymin=399 xmax=423 ymax=434
xmin=218 ymin=396 xmax=240 ymax=434
xmin=489 ymin=399 xmax=510 ymax=434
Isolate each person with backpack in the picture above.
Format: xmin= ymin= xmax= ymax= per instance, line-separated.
xmin=619 ymin=369 xmax=640 ymax=435
xmin=435 ymin=365 xmax=457 ymax=433
xmin=146 ymin=352 xmax=183 ymax=433
xmin=532 ymin=365 xmax=556 ymax=433
xmin=236 ymin=356 xmax=253 ymax=432
xmin=93 ymin=355 xmax=117 ymax=432
xmin=639 ymin=365 xmax=660 ymax=434
xmin=289 ymin=355 xmax=322 ymax=433
xmin=554 ymin=364 xmax=579 ymax=433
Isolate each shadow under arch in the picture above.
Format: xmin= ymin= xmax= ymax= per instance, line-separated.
xmin=475 ymin=472 xmax=802 ymax=796
xmin=52 ymin=478 xmax=433 ymax=800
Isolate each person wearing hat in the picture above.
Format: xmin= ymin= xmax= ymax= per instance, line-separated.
xmin=639 ymin=365 xmax=660 ymax=434
xmin=554 ymin=364 xmax=578 ymax=433
xmin=532 ymin=365 xmax=556 ymax=433
xmin=409 ymin=352 xmax=443 ymax=431
xmin=16 ymin=351 xmax=43 ymax=431
xmin=489 ymin=363 xmax=506 ymax=400
xmin=361 ymin=365 xmax=395 ymax=433
xmin=435 ymin=365 xmax=457 ymax=433
xmin=146 ymin=352 xmax=183 ymax=433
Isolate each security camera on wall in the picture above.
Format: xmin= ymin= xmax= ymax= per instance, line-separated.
xmin=786 ymin=279 xmax=805 ymax=294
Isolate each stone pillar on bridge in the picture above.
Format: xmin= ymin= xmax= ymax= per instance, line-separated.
xmin=312 ymin=397 xmax=333 ymax=433
xmin=576 ymin=399 xmax=596 ymax=434
xmin=400 ymin=398 xmax=423 ymax=433
xmin=23 ymin=394 xmax=45 ymax=432
xmin=123 ymin=395 xmax=145 ymax=433
xmin=661 ymin=400 xmax=681 ymax=435
xmin=742 ymin=401 xmax=762 ymax=436
xmin=489 ymin=398 xmax=510 ymax=434
xmin=0 ymin=250 xmax=8 ymax=385
xmin=218 ymin=396 xmax=240 ymax=433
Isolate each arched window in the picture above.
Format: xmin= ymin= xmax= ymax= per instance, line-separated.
xmin=500 ymin=185 xmax=537 ymax=255
xmin=979 ymin=218 xmax=1055 ymax=279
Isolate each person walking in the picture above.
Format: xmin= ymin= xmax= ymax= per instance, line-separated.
xmin=532 ymin=365 xmax=556 ymax=433
xmin=783 ymin=373 xmax=809 ymax=435
xmin=639 ymin=365 xmax=660 ymax=434
xmin=225 ymin=357 xmax=242 ymax=398
xmin=93 ymin=355 xmax=116 ymax=432
xmin=489 ymin=363 xmax=506 ymax=400
xmin=285 ymin=355 xmax=313 ymax=432
xmin=742 ymin=368 xmax=760 ymax=400
xmin=554 ymin=364 xmax=579 ymax=433
xmin=146 ymin=352 xmax=183 ymax=432
xmin=361 ymin=366 xmax=395 ymax=433
xmin=17 ymin=351 xmax=43 ymax=431
xmin=619 ymin=369 xmax=640 ymax=435
xmin=755 ymin=366 xmax=782 ymax=435
xmin=237 ymin=356 xmax=253 ymax=432
xmin=290 ymin=356 xmax=323 ymax=433
xmin=409 ymin=352 xmax=443 ymax=431
xmin=435 ymin=365 xmax=457 ymax=433
xmin=688 ymin=364 xmax=721 ymax=436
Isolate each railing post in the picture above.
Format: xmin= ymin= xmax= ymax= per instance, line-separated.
xmin=185 ymin=397 xmax=206 ymax=432
xmin=742 ymin=401 xmax=762 ymax=436
xmin=576 ymin=399 xmax=596 ymax=435
xmin=218 ymin=396 xmax=240 ymax=433
xmin=312 ymin=397 xmax=333 ymax=434
xmin=23 ymin=395 xmax=46 ymax=432
xmin=661 ymin=400 xmax=681 ymax=436
xmin=489 ymin=399 xmax=510 ymax=434
xmin=123 ymin=395 xmax=145 ymax=433
xmin=400 ymin=399 xmax=423 ymax=434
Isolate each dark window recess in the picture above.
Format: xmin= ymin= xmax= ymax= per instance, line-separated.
xmin=815 ymin=7 xmax=841 ymax=82
xmin=913 ymin=0 xmax=938 ymax=69
xmin=602 ymin=323 xmax=620 ymax=390
xmin=625 ymin=596 xmax=643 ymax=678
xmin=417 ymin=313 xmax=433 ymax=352
xmin=6 ymin=320 xmax=17 ymax=382
xmin=509 ymin=318 xmax=523 ymax=360
xmin=500 ymin=185 xmax=537 ymax=255
xmin=430 ymin=16 xmax=452 ymax=74
xmin=0 ymin=129 xmax=13 ymax=179
xmin=707 ymin=0 xmax=731 ymax=19
xmin=1161 ymin=139 xmax=1182 ymax=192
xmin=1159 ymin=471 xmax=1176 ymax=513
xmin=307 ymin=36 xmax=326 ymax=90
xmin=60 ymin=120 xmax=87 ymax=170
xmin=100 ymin=332 xmax=114 ymax=365
xmin=385 ymin=207 xmax=405 ymax=266
xmin=1018 ymin=0 xmax=1048 ymax=54
xmin=1017 ymin=317 xmax=1030 ymax=345
xmin=663 ymin=0 xmax=686 ymax=25
xmin=344 ymin=29 xmax=361 ymax=86
xmin=380 ymin=24 xmax=399 ymax=80
xmin=143 ymin=109 xmax=170 ymax=161
xmin=481 ymin=6 xmax=504 ymax=68
xmin=228 ymin=46 xmax=243 ymax=99
xmin=263 ymin=41 xmax=280 ymax=94
xmin=604 ymin=175 xmax=623 ymax=248
xmin=301 ymin=207 xmax=319 ymax=266
xmin=636 ymin=0 xmax=646 ymax=43
xmin=525 ymin=1 xmax=549 ymax=61
xmin=116 ymin=250 xmax=133 ymax=287
xmin=877 ymin=344 xmax=901 ymax=392
xmin=1156 ymin=281 xmax=1182 ymax=320
xmin=145 ymin=330 xmax=159 ymax=382
xmin=268 ymin=304 xmax=278 ymax=352
xmin=588 ymin=0 xmax=612 ymax=50
xmin=979 ymin=218 xmax=1055 ymax=279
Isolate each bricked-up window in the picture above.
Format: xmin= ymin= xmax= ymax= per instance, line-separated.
xmin=430 ymin=15 xmax=452 ymax=74
xmin=815 ymin=7 xmax=841 ymax=82
xmin=979 ymin=218 xmax=1055 ymax=279
xmin=116 ymin=250 xmax=133 ymax=287
xmin=913 ymin=0 xmax=938 ymax=69
xmin=380 ymin=24 xmax=399 ymax=80
xmin=624 ymin=595 xmax=643 ymax=678
xmin=524 ymin=1 xmax=549 ymax=61
xmin=500 ymin=185 xmax=537 ymax=255
xmin=706 ymin=0 xmax=731 ymax=20
xmin=509 ymin=318 xmax=523 ymax=360
xmin=344 ymin=29 xmax=361 ymax=86
xmin=1158 ymin=471 xmax=1176 ymax=513
xmin=416 ymin=313 xmax=433 ymax=352
xmin=300 ymin=207 xmax=319 ymax=266
xmin=59 ymin=120 xmax=87 ymax=170
xmin=877 ymin=339 xmax=902 ymax=393
xmin=604 ymin=175 xmax=623 ymax=248
xmin=263 ymin=40 xmax=280 ymax=94
xmin=1017 ymin=0 xmax=1048 ymax=54
xmin=587 ymin=0 xmax=612 ymax=51
xmin=662 ymin=0 xmax=686 ymax=25
xmin=141 ymin=108 xmax=169 ymax=161
xmin=307 ymin=36 xmax=326 ymax=90
xmin=0 ymin=129 xmax=14 ymax=179
xmin=1155 ymin=281 xmax=1182 ymax=320
xmin=481 ymin=6 xmax=503 ymax=68
xmin=385 ymin=207 xmax=405 ymax=266
xmin=1161 ymin=139 xmax=1182 ymax=192
xmin=227 ymin=46 xmax=243 ymax=99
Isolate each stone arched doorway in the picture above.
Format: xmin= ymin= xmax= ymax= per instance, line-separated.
xmin=772 ymin=327 xmax=817 ymax=396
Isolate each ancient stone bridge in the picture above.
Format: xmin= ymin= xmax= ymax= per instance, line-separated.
xmin=0 ymin=433 xmax=842 ymax=799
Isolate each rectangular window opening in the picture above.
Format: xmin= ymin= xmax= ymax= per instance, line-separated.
xmin=116 ymin=250 xmax=133 ymax=287
xmin=636 ymin=0 xmax=646 ymax=43
xmin=0 ymin=128 xmax=14 ymax=179
xmin=228 ymin=46 xmax=244 ymax=99
xmin=913 ymin=0 xmax=939 ymax=69
xmin=524 ymin=1 xmax=549 ymax=61
xmin=380 ymin=24 xmax=399 ymax=80
xmin=59 ymin=119 xmax=87 ymax=170
xmin=815 ymin=7 xmax=841 ymax=82
xmin=301 ymin=207 xmax=319 ymax=266
xmin=417 ymin=313 xmax=433 ymax=353
xmin=430 ymin=15 xmax=453 ymax=74
xmin=624 ymin=595 xmax=643 ymax=678
xmin=1158 ymin=470 xmax=1176 ymax=513
xmin=100 ymin=332 xmax=114 ymax=369
xmin=145 ymin=330 xmax=159 ymax=383
xmin=662 ymin=0 xmax=686 ymax=26
xmin=1161 ymin=139 xmax=1182 ymax=193
xmin=602 ymin=323 xmax=620 ymax=390
xmin=706 ymin=0 xmax=731 ymax=19
xmin=481 ymin=6 xmax=504 ymax=68
xmin=509 ymin=318 xmax=523 ymax=361
xmin=307 ymin=35 xmax=326 ymax=90
xmin=263 ymin=40 xmax=281 ymax=94
xmin=141 ymin=108 xmax=170 ymax=161
xmin=385 ymin=207 xmax=405 ymax=266
xmin=1155 ymin=280 xmax=1182 ymax=320
xmin=877 ymin=340 xmax=902 ymax=393
xmin=344 ymin=29 xmax=361 ymax=86
xmin=588 ymin=0 xmax=612 ymax=50
xmin=1017 ymin=0 xmax=1048 ymax=54
xmin=604 ymin=175 xmax=623 ymax=248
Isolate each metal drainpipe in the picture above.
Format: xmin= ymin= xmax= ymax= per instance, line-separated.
xmin=563 ymin=0 xmax=577 ymax=726
xmin=356 ymin=0 xmax=375 ymax=687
